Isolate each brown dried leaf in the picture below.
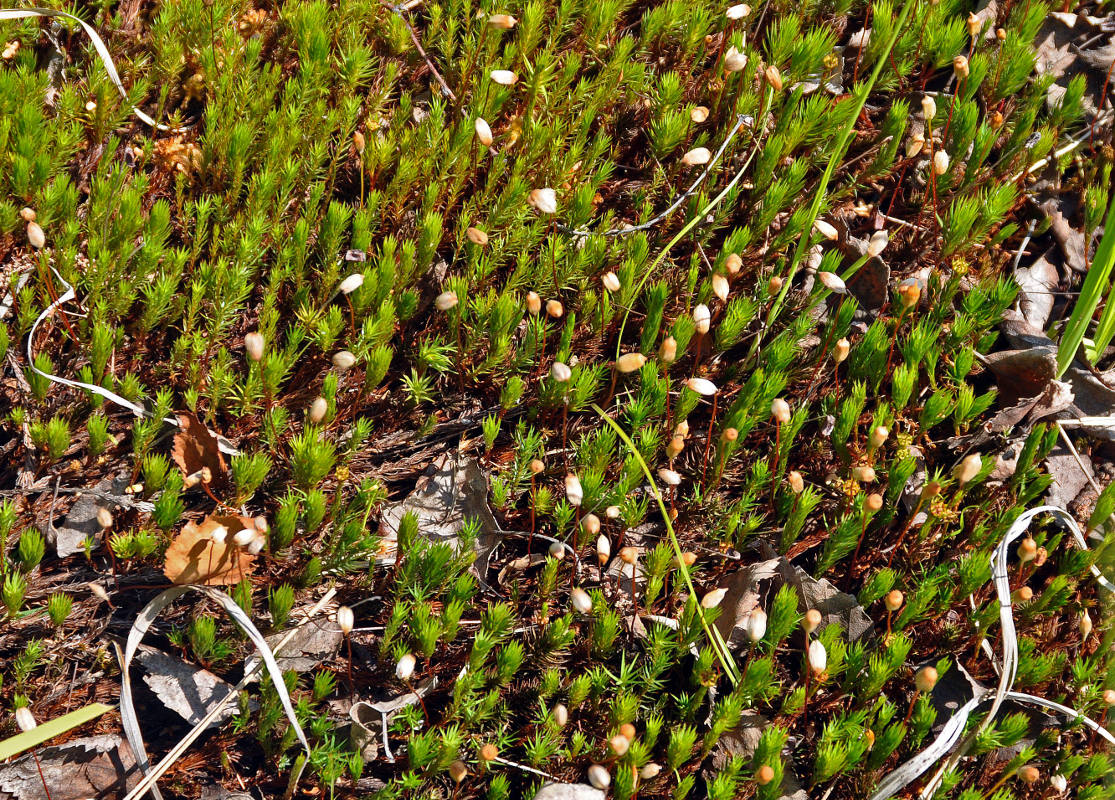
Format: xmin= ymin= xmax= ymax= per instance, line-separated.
xmin=982 ymin=346 xmax=1059 ymax=401
xmin=171 ymin=412 xmax=227 ymax=482
xmin=163 ymin=514 xmax=255 ymax=586
xmin=0 ymin=735 xmax=139 ymax=800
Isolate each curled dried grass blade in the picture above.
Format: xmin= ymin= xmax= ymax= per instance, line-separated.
xmin=118 ymin=587 xmax=334 ymax=800
xmin=27 ymin=267 xmax=238 ymax=455
xmin=870 ymin=505 xmax=1113 ymax=800
xmin=0 ymin=7 xmax=187 ymax=131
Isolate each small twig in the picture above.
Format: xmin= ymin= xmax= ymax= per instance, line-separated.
xmin=388 ymin=6 xmax=456 ymax=102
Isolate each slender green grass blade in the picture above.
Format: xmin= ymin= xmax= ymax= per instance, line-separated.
xmin=1081 ymin=197 xmax=1115 ymax=366
xmin=1057 ymin=194 xmax=1115 ymax=377
xmin=753 ymin=0 xmax=915 ymax=362
xmin=592 ymin=404 xmax=740 ymax=683
xmin=0 ymin=702 xmax=115 ymax=761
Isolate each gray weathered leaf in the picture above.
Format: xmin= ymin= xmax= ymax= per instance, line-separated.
xmin=137 ymin=647 xmax=252 ymax=729
xmin=46 ymin=478 xmax=124 ymax=558
xmin=243 ymin=619 xmax=343 ymax=679
xmin=378 ymin=454 xmax=501 ymax=582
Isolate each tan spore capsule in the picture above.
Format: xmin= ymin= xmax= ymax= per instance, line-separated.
xmin=309 ymin=397 xmax=328 ymax=424
xmin=866 ymin=493 xmax=884 ymax=512
xmin=725 ymin=252 xmax=742 ymax=274
xmin=546 ymin=299 xmax=564 ymax=318
xmin=14 ymin=707 xmax=36 ymax=733
xmin=616 ymin=352 xmax=647 ymax=373
xmin=771 ymin=398 xmax=791 ymax=424
xmin=788 ymin=470 xmax=804 ymax=494
xmin=693 ymin=304 xmax=711 ymax=334
xmin=551 ymin=704 xmax=569 ymax=727
xmin=588 ymin=765 xmax=611 ymax=791
xmin=667 ymin=434 xmax=685 ymax=459
xmin=26 ymin=221 xmax=45 ymax=249
xmin=724 ymin=47 xmax=748 ymax=72
xmin=658 ymin=467 xmax=682 ymax=486
xmin=690 ymin=105 xmax=710 ymax=123
xmin=853 ymin=465 xmax=876 ymax=483
xmin=833 ymin=338 xmax=851 ymax=363
xmin=1017 ymin=537 xmax=1038 ymax=563
xmin=395 ymin=652 xmax=417 ymax=680
xmin=1018 ymin=766 xmax=1040 ymax=784
xmin=19 ymin=207 xmax=35 ymax=222
xmin=602 ymin=271 xmax=621 ymax=292
xmin=487 ymin=13 xmax=517 ymax=28
xmin=966 ymin=12 xmax=981 ymax=38
xmin=885 ymin=589 xmax=904 ymax=612
xmin=954 ymin=453 xmax=982 ymax=485
xmin=582 ymin=513 xmax=601 ymax=537
xmin=681 ymin=147 xmax=712 ymax=166
xmin=1080 ymin=610 xmax=1093 ymax=641
xmin=921 ymin=95 xmax=937 ymax=123
xmin=953 ymin=55 xmax=969 ymax=78
xmin=867 ymin=230 xmax=889 ymax=257
xmin=756 ymin=765 xmax=775 ymax=785
xmin=659 ymin=336 xmax=678 ymax=364
xmin=449 ymin=760 xmax=468 ymax=783
xmin=245 ymin=332 xmax=265 ymax=362
xmin=332 ymin=350 xmax=357 ymax=371
xmin=767 ymin=275 xmax=783 ymax=294
xmin=565 ymin=473 xmax=583 ymax=506
xmin=764 ymin=65 xmax=783 ymax=90
xmin=720 ymin=427 xmax=738 ymax=444
xmin=526 ymin=291 xmax=542 ymax=314
xmin=336 ymin=605 xmax=354 ymax=635
xmin=551 ymin=361 xmax=572 ymax=383
xmin=808 ymin=639 xmax=827 ymax=674
xmin=915 ymin=665 xmax=938 ymax=692
xmin=571 ymin=587 xmax=593 ymax=614
xmin=339 ymin=273 xmax=364 ymax=295
xmin=528 ymin=187 xmax=557 ymax=213
xmin=803 ymin=608 xmax=822 ymax=634
xmin=712 ymin=272 xmax=730 ymax=302
xmin=814 ymin=219 xmax=839 ymax=240
xmin=701 ymin=587 xmax=727 ymax=609
xmin=686 ymin=377 xmax=717 ymax=396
